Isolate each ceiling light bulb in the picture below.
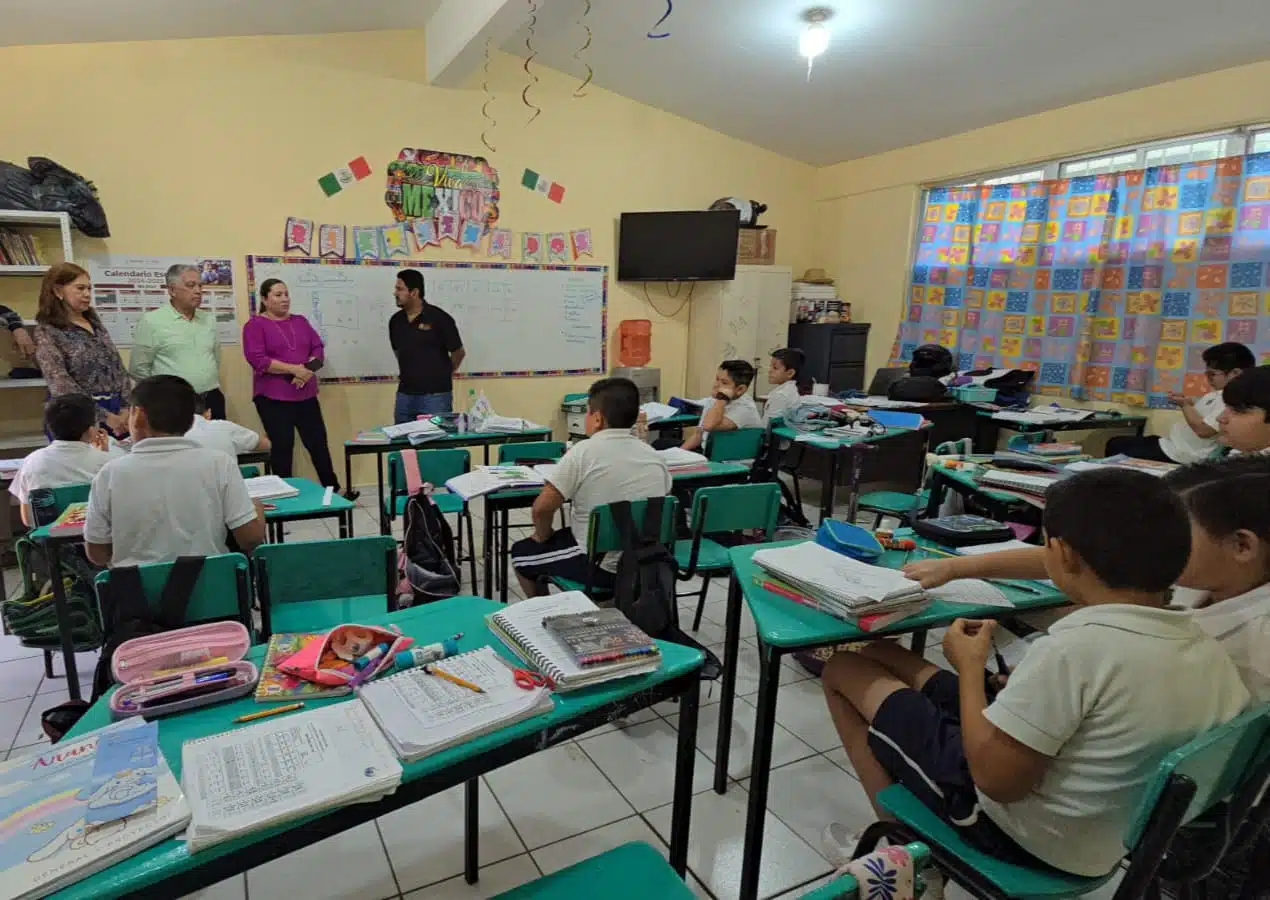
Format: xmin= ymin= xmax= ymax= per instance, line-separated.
xmin=799 ymin=22 xmax=829 ymax=60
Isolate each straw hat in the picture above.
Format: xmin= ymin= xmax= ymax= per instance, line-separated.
xmin=797 ymin=268 xmax=834 ymax=285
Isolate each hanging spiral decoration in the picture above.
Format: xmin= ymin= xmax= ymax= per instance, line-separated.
xmin=522 ymin=0 xmax=542 ymax=125
xmin=481 ymin=39 xmax=497 ymax=154
xmin=573 ymin=0 xmax=593 ymax=98
xmin=647 ymin=0 xmax=674 ymax=38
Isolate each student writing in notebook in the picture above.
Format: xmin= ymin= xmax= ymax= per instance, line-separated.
xmin=819 ymin=470 xmax=1249 ymax=879
xmin=510 ymin=377 xmax=670 ymax=597
xmin=85 ymin=375 xmax=267 ymax=567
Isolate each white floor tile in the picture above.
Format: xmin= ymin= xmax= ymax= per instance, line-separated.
xmin=530 ymin=815 xmax=712 ymax=899
xmin=177 ymin=874 xmax=247 ymax=900
xmin=0 ymin=655 xmax=48 ymax=702
xmin=666 ymin=696 xmax=816 ymax=782
xmin=246 ymin=822 xmax=398 ymax=900
xmin=379 ymin=779 xmax=526 ymax=893
xmin=483 ymin=742 xmax=634 ymax=849
xmin=578 ymin=717 xmax=714 ymax=812
xmin=37 ymin=674 xmax=95 ymax=699
xmin=402 ymin=854 xmax=541 ymax=899
xmin=772 ymin=874 xmax=835 ymax=898
xmin=0 ymin=632 xmax=41 ymax=662
xmin=773 ymin=677 xmax=841 ymax=752
xmin=281 ymin=520 xmax=334 ymax=542
xmin=645 ymin=783 xmax=832 ymax=900
xmin=706 ymin=641 xmax=801 ymax=699
xmin=0 ymin=695 xmax=33 ymax=749
xmin=683 ymin=614 xmax=729 ymax=646
xmin=822 ymin=747 xmax=858 ymax=779
xmin=579 ymin=704 xmax=658 ymax=738
xmin=749 ymin=755 xmax=878 ymax=861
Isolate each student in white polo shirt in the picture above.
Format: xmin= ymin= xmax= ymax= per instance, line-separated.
xmin=85 ymin=375 xmax=266 ymax=568
xmin=680 ymin=359 xmax=762 ymax=452
xmin=10 ymin=393 xmax=125 ymax=526
xmin=184 ymin=395 xmax=270 ymax=460
xmin=820 ymin=469 xmax=1248 ymax=879
xmin=511 ymin=376 xmax=671 ymax=597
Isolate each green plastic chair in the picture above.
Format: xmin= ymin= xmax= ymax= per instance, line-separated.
xmin=857 ymin=489 xmax=931 ymax=528
xmin=491 ymin=842 xmax=693 ymax=899
xmin=238 ymin=464 xmax=262 ymax=479
xmin=49 ymin=482 xmax=91 ymax=513
xmin=548 ymin=496 xmax=679 ymax=598
xmin=853 ymin=703 xmax=1270 ymax=900
xmin=386 ymin=449 xmax=477 ymax=592
xmin=254 ymin=535 xmax=397 ymax=638
xmin=497 ymin=441 xmax=567 ymax=465
xmin=675 ymin=483 xmax=780 ymax=631
xmin=800 ymin=842 xmax=932 ymax=899
xmin=705 ymin=427 xmax=764 ymax=463
xmin=94 ymin=553 xmax=253 ymax=636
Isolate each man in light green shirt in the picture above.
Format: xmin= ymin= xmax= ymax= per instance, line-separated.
xmin=129 ymin=263 xmax=225 ymax=418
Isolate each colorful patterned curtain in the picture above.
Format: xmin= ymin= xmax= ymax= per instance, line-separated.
xmin=894 ymin=154 xmax=1270 ymax=404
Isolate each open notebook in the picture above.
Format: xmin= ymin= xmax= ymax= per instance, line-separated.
xmin=181 ymin=699 xmax=401 ymax=853
xmin=487 ymin=592 xmax=662 ymax=691
xmin=357 ymin=646 xmax=554 ymax=762
xmin=244 ymin=475 xmax=300 ymax=501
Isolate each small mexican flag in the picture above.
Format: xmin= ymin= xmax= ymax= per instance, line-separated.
xmin=318 ymin=156 xmax=373 ymax=197
xmin=521 ymin=168 xmax=565 ymax=203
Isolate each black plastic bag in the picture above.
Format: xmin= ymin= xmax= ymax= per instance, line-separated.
xmin=0 ymin=156 xmax=110 ymax=237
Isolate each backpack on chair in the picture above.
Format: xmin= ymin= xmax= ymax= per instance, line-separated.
xmin=610 ymin=498 xmax=721 ymax=680
xmin=397 ymin=451 xmax=460 ymax=606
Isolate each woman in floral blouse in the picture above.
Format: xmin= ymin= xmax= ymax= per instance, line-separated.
xmin=33 ymin=262 xmax=131 ymax=435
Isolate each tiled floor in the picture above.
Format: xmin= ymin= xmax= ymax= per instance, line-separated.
xmin=0 ymin=485 xmax=1051 ymax=900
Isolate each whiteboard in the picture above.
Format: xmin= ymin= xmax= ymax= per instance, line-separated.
xmin=246 ymin=256 xmax=607 ymax=382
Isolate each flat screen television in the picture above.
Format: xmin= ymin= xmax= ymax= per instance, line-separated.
xmin=617 ymin=210 xmax=740 ymax=282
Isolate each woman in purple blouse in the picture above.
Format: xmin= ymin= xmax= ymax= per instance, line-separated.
xmin=242 ymin=278 xmax=339 ymax=489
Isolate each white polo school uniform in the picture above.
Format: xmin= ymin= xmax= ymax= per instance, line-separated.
xmin=8 ymin=440 xmax=123 ymax=504
xmin=186 ymin=415 xmax=263 ymax=460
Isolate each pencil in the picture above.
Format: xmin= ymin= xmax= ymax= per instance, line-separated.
xmin=915 ymin=545 xmax=960 ymax=559
xmin=235 ymin=702 xmax=304 ymax=723
xmin=426 ymin=665 xmax=485 ymax=694
xmin=986 ymin=578 xmax=1044 ymax=595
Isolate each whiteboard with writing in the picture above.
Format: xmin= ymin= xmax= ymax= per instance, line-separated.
xmin=246 ymin=257 xmax=606 ymax=382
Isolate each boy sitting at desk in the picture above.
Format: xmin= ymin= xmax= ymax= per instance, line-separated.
xmin=85 ymin=375 xmax=266 ymax=568
xmin=1217 ymin=364 xmax=1270 ymax=456
xmin=681 ymin=359 xmax=763 ymax=452
xmin=511 ymin=376 xmax=670 ymax=597
xmin=184 ymin=395 xmax=271 ymax=460
xmin=10 ymin=393 xmax=125 ymax=526
xmin=820 ymin=469 xmax=1249 ymax=878
xmin=763 ymin=348 xmax=805 ymax=424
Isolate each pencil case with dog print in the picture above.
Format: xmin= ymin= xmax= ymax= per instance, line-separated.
xmin=108 ymin=621 xmax=258 ymax=719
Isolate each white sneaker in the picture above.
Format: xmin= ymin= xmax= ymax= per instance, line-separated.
xmin=920 ymin=868 xmax=947 ymax=900
xmin=820 ymin=822 xmax=861 ymax=868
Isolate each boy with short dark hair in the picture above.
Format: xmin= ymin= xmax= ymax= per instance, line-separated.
xmin=9 ymin=394 xmax=124 ymax=526
xmin=1218 ymin=364 xmax=1270 ymax=455
xmin=681 ymin=359 xmax=762 ymax=451
xmin=511 ymin=377 xmax=670 ymax=596
xmin=185 ymin=395 xmax=271 ymax=460
xmin=764 ymin=348 xmax=805 ymax=424
xmin=85 ymin=375 xmax=266 ymax=567
xmin=821 ymin=469 xmax=1249 ymax=878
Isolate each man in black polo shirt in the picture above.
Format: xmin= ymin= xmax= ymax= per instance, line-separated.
xmin=389 ymin=269 xmax=466 ymax=423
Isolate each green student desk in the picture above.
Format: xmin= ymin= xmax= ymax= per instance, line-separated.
xmin=718 ymin=539 xmax=1068 ymax=900
xmin=54 ymin=597 xmax=705 ymax=900
xmin=482 ymin=462 xmax=750 ymax=603
xmin=261 ymin=476 xmax=356 ymax=542
xmin=24 ymin=519 xmax=89 ymax=701
xmin=970 ymin=405 xmax=1147 ymax=451
xmin=922 ymin=459 xmax=1045 ymax=524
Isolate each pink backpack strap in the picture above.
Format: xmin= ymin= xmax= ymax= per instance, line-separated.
xmin=400 ymin=450 xmax=425 ymax=495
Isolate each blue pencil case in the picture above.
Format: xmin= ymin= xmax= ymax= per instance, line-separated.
xmin=815 ymin=520 xmax=884 ymax=562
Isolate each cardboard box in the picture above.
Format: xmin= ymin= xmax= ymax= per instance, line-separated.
xmin=737 ymin=229 xmax=776 ymax=265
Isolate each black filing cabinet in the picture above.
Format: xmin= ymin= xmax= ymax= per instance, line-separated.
xmin=786 ymin=322 xmax=870 ymax=393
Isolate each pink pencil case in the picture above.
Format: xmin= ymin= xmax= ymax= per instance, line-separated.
xmin=108 ymin=621 xmax=258 ymax=720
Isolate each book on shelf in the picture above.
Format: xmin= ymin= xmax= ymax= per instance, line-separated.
xmin=487 ymin=592 xmax=661 ymax=691
xmin=243 ymin=474 xmax=300 ymax=500
xmin=0 ymin=229 xmax=41 ymax=267
xmin=357 ymin=646 xmax=554 ymax=763
xmin=541 ymin=607 xmax=658 ymax=667
xmin=181 ymin=699 xmax=401 ymax=853
xmin=254 ymin=632 xmax=352 ymax=703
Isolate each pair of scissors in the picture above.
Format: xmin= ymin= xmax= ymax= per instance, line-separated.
xmin=497 ymin=655 xmax=551 ymax=690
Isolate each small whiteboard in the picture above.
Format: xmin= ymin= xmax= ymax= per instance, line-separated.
xmin=246 ymin=256 xmax=607 ymax=382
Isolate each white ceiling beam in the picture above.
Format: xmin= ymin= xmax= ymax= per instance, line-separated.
xmin=426 ymin=0 xmax=525 ymax=87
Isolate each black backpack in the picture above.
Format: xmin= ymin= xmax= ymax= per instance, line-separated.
xmin=399 ymin=490 xmax=460 ymax=605
xmin=91 ymin=556 xmax=205 ymax=701
xmin=610 ymin=499 xmax=722 ymax=680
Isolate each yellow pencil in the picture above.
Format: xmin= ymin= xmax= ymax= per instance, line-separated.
xmin=235 ymin=702 xmax=304 ymax=723
xmin=425 ymin=665 xmax=485 ymax=694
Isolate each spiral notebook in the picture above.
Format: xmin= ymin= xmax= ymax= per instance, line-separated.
xmin=357 ymin=646 xmax=554 ymax=762
xmin=486 ymin=592 xmax=662 ymax=692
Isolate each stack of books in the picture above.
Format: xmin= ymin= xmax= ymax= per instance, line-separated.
xmin=0 ymin=230 xmax=41 ymax=266
xmin=1065 ymin=455 xmax=1177 ymax=477
xmin=482 ymin=415 xmax=541 ymax=434
xmin=244 ymin=475 xmax=300 ymax=501
xmin=381 ymin=419 xmax=446 ymax=442
xmin=978 ymin=469 xmax=1060 ymax=497
xmin=751 ymin=542 xmax=927 ymax=621
xmin=656 ymin=447 xmax=709 ymax=472
xmin=445 ymin=465 xmax=544 ymax=500
xmin=1009 ymin=442 xmax=1085 ymax=464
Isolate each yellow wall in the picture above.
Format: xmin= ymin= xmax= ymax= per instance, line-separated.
xmin=814 ymin=59 xmax=1270 ymax=434
xmin=0 ymin=30 xmax=816 ymax=482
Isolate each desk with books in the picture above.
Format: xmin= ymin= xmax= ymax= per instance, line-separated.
xmin=971 ymin=405 xmax=1147 ymax=452
xmin=55 ymin=597 xmax=704 ymax=900
xmin=257 ymin=476 xmax=356 ymax=543
xmin=25 ymin=508 xmax=90 ymax=702
xmin=718 ymin=539 xmax=1067 ymax=900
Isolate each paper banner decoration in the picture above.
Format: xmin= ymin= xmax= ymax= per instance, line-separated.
xmin=318 ymin=156 xmax=372 ymax=197
xmin=386 ymin=148 xmax=500 ymax=232
xmin=438 ymin=212 xmax=461 ymax=244
xmin=411 ymin=217 xmax=439 ymax=250
xmin=318 ymin=224 xmax=346 ymax=259
xmin=487 ymin=228 xmax=512 ymax=258
xmin=353 ymin=225 xmax=382 ymax=259
xmin=284 ymin=217 xmax=313 ymax=254
xmin=459 ymin=219 xmax=483 ymax=249
xmin=546 ymin=232 xmax=568 ymax=263
xmin=522 ymin=232 xmax=543 ymax=263
xmin=521 ymin=169 xmax=565 ymax=203
xmin=381 ymin=222 xmax=409 ymax=257
xmin=570 ymin=228 xmax=593 ymax=259
xmin=523 ymin=0 xmax=541 ymax=124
